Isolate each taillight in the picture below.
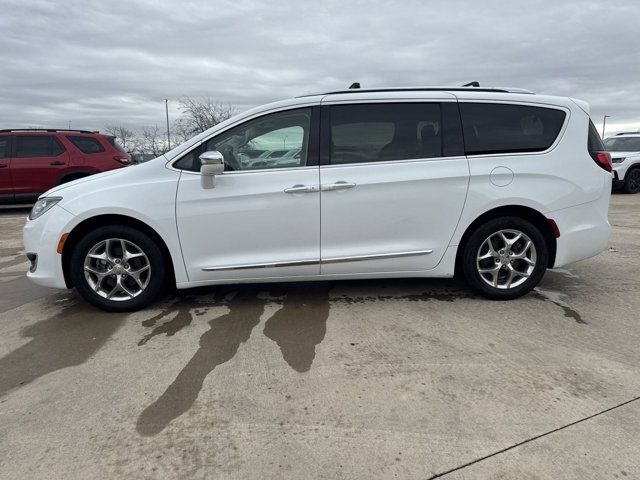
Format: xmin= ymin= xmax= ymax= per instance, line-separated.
xmin=590 ymin=151 xmax=612 ymax=172
xmin=113 ymin=155 xmax=130 ymax=165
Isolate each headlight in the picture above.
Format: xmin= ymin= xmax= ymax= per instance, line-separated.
xmin=29 ymin=197 xmax=62 ymax=220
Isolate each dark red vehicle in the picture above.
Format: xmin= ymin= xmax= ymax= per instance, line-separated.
xmin=0 ymin=129 xmax=130 ymax=204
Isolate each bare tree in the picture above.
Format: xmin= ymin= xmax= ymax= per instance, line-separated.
xmin=175 ymin=97 xmax=237 ymax=138
xmin=140 ymin=125 xmax=169 ymax=157
xmin=105 ymin=125 xmax=136 ymax=152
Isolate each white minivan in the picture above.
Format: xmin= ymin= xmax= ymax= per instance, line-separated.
xmin=23 ymin=86 xmax=613 ymax=311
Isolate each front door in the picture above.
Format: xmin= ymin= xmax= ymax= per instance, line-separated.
xmin=0 ymin=136 xmax=13 ymax=203
xmin=176 ymin=107 xmax=321 ymax=284
xmin=11 ymin=135 xmax=69 ymax=198
xmin=319 ymin=100 xmax=469 ymax=275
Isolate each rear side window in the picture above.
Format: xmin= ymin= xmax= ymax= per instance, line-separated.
xmin=15 ymin=135 xmax=65 ymax=158
xmin=0 ymin=137 xmax=9 ymax=158
xmin=67 ymin=136 xmax=106 ymax=154
xmin=460 ymin=103 xmax=566 ymax=155
xmin=329 ymin=103 xmax=443 ymax=164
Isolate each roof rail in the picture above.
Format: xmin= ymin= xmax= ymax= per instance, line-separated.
xmin=298 ymin=85 xmax=534 ymax=97
xmin=0 ymin=128 xmax=98 ymax=134
xmin=615 ymin=131 xmax=640 ymax=136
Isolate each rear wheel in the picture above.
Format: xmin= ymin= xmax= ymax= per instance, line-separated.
xmin=462 ymin=217 xmax=548 ymax=300
xmin=623 ymin=168 xmax=640 ymax=194
xmin=70 ymin=226 xmax=166 ymax=311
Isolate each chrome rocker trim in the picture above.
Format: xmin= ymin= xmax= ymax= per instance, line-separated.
xmin=202 ymin=249 xmax=433 ymax=271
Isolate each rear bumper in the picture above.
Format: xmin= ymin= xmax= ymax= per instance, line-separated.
xmin=550 ymin=196 xmax=611 ymax=268
xmin=23 ymin=205 xmax=74 ymax=289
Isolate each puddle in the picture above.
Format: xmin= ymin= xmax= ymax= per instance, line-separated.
xmin=136 ymin=288 xmax=268 ymax=436
xmin=0 ymin=299 xmax=127 ymax=398
xmin=263 ymin=284 xmax=332 ymax=372
xmin=533 ymin=287 xmax=586 ymax=324
xmin=138 ymin=296 xmax=199 ymax=346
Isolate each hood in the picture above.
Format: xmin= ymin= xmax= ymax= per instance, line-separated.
xmin=43 ymin=155 xmax=168 ymax=198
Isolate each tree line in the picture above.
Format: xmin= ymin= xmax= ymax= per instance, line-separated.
xmin=105 ymin=97 xmax=237 ymax=157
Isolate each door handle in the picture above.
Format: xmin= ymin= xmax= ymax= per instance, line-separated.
xmin=284 ymin=184 xmax=319 ymax=194
xmin=0 ymin=163 xmax=7 ymax=168
xmin=50 ymin=161 xmax=66 ymax=166
xmin=321 ymin=181 xmax=356 ymax=191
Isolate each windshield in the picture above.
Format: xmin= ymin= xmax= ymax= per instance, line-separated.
xmin=603 ymin=137 xmax=640 ymax=152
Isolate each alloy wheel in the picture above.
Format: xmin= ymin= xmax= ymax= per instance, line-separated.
xmin=476 ymin=229 xmax=537 ymax=289
xmin=83 ymin=238 xmax=151 ymax=301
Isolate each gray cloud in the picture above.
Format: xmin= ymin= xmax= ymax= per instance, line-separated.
xmin=1 ymin=0 xmax=639 ymax=135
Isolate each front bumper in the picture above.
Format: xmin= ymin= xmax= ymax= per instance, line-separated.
xmin=23 ymin=205 xmax=75 ymax=289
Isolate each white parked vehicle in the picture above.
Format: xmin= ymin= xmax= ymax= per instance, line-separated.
xmin=603 ymin=132 xmax=640 ymax=194
xmin=23 ymin=85 xmax=613 ymax=311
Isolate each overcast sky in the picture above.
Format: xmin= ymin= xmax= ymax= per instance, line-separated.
xmin=1 ymin=0 xmax=639 ymax=137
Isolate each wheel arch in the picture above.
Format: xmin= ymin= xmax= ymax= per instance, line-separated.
xmin=61 ymin=214 xmax=176 ymax=289
xmin=454 ymin=205 xmax=557 ymax=276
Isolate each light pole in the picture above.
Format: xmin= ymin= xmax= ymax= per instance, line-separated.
xmin=602 ymin=115 xmax=611 ymax=139
xmin=165 ymin=99 xmax=171 ymax=150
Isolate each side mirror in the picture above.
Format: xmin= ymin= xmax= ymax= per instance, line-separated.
xmin=199 ymin=151 xmax=224 ymax=188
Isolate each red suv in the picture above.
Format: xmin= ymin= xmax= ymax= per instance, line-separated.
xmin=0 ymin=129 xmax=130 ymax=204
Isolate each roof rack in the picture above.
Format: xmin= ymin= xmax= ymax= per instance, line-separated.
xmin=0 ymin=128 xmax=98 ymax=134
xmin=299 ymin=84 xmax=533 ymax=97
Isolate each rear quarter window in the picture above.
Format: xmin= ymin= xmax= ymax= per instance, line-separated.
xmin=67 ymin=136 xmax=106 ymax=154
xmin=106 ymin=136 xmax=127 ymax=153
xmin=460 ymin=103 xmax=566 ymax=155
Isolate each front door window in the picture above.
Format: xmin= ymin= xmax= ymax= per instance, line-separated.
xmin=204 ymin=108 xmax=311 ymax=171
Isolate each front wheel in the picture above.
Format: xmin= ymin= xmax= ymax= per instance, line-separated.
xmin=462 ymin=217 xmax=548 ymax=300
xmin=70 ymin=226 xmax=166 ymax=311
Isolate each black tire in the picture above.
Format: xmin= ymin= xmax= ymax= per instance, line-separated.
xmin=623 ymin=167 xmax=640 ymax=194
xmin=462 ymin=217 xmax=548 ymax=300
xmin=70 ymin=225 xmax=166 ymax=312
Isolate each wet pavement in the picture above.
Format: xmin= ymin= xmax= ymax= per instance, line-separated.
xmin=1 ymin=195 xmax=639 ymax=479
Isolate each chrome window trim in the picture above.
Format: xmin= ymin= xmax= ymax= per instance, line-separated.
xmin=178 ymin=165 xmax=319 ymax=177
xmin=201 ymin=249 xmax=433 ymax=272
